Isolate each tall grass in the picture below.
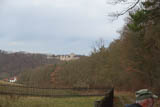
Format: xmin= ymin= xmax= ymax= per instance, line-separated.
xmin=1 ymin=91 xmax=159 ymax=107
xmin=0 ymin=95 xmax=102 ymax=107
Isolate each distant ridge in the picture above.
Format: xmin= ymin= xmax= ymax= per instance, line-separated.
xmin=0 ymin=50 xmax=60 ymax=79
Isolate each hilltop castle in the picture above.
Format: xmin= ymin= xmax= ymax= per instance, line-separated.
xmin=56 ymin=53 xmax=80 ymax=61
xmin=46 ymin=53 xmax=81 ymax=61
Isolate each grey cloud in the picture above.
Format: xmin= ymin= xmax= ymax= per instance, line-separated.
xmin=0 ymin=0 xmax=125 ymax=54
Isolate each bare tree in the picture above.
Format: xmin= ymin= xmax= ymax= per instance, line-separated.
xmin=91 ymin=38 xmax=106 ymax=54
xmin=108 ymin=0 xmax=141 ymax=19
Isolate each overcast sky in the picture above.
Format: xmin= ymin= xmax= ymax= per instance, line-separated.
xmin=0 ymin=0 xmax=128 ymax=55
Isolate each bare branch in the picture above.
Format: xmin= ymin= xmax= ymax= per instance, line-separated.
xmin=117 ymin=0 xmax=140 ymax=16
xmin=108 ymin=0 xmax=140 ymax=19
xmin=107 ymin=0 xmax=129 ymax=5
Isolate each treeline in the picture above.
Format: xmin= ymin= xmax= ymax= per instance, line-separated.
xmin=52 ymin=0 xmax=160 ymax=91
xmin=0 ymin=50 xmax=59 ymax=79
xmin=18 ymin=64 xmax=56 ymax=88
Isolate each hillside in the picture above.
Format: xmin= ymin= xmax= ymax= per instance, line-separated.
xmin=0 ymin=50 xmax=60 ymax=79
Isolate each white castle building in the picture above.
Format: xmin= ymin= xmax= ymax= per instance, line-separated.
xmin=56 ymin=53 xmax=80 ymax=61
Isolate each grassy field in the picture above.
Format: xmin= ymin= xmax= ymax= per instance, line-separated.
xmin=0 ymin=81 xmax=107 ymax=107
xmin=0 ymin=89 xmax=159 ymax=107
xmin=0 ymin=82 xmax=106 ymax=97
xmin=0 ymin=80 xmax=23 ymax=86
xmin=0 ymin=91 xmax=135 ymax=107
xmin=0 ymin=95 xmax=103 ymax=107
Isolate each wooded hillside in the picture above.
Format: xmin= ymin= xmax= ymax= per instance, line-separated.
xmin=0 ymin=50 xmax=59 ymax=79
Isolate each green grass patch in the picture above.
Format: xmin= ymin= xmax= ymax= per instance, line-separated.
xmin=1 ymin=90 xmax=159 ymax=107
xmin=0 ymin=95 xmax=103 ymax=107
xmin=0 ymin=81 xmax=22 ymax=86
xmin=0 ymin=85 xmax=106 ymax=97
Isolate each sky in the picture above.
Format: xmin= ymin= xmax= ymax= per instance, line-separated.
xmin=0 ymin=0 xmax=129 ymax=55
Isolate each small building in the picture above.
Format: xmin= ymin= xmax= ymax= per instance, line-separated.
xmin=9 ymin=77 xmax=17 ymax=83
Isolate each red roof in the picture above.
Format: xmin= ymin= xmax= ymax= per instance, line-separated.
xmin=10 ymin=77 xmax=16 ymax=80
